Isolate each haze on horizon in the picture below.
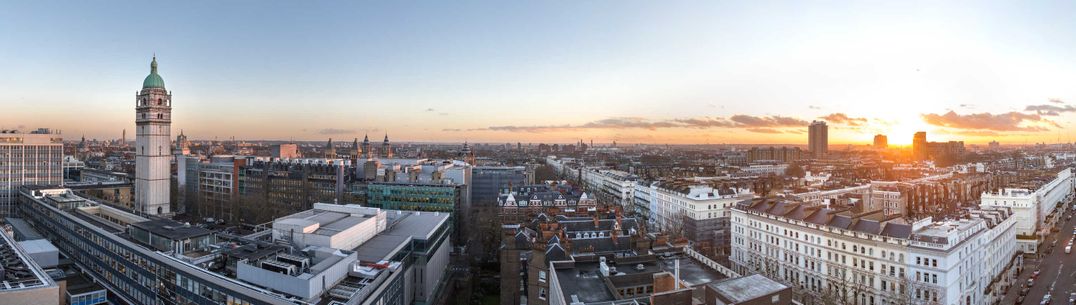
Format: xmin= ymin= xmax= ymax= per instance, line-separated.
xmin=2 ymin=1 xmax=1075 ymax=145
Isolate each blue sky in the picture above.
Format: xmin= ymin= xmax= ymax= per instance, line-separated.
xmin=2 ymin=1 xmax=1075 ymax=144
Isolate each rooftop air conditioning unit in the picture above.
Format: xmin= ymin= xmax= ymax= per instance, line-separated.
xmin=261 ymin=260 xmax=297 ymax=276
xmin=276 ymin=254 xmax=310 ymax=270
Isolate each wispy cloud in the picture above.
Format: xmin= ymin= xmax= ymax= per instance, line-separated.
xmin=318 ymin=128 xmax=356 ymax=135
xmin=745 ymin=128 xmax=783 ymax=134
xmin=921 ymin=111 xmax=1057 ymax=132
xmin=808 ymin=105 xmax=821 ymax=110
xmin=820 ymin=113 xmax=867 ymax=126
xmin=728 ymin=115 xmax=807 ymax=127
xmin=1025 ymin=104 xmax=1076 ymax=116
xmin=1050 ymin=98 xmax=1065 ymax=104
xmin=949 ymin=130 xmax=1001 ymax=137
xmin=453 ymin=115 xmax=812 ymax=133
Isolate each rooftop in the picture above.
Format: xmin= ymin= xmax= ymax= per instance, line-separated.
xmin=707 ymin=274 xmax=788 ymax=304
xmin=0 ymin=230 xmax=56 ymax=292
xmin=353 ymin=210 xmax=449 ymax=262
xmin=553 ymin=254 xmax=726 ymax=305
xmin=131 ymin=219 xmax=214 ymax=241
xmin=19 ymin=188 xmax=448 ymax=305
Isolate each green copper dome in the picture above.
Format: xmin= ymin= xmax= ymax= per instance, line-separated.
xmin=142 ymin=56 xmax=166 ymax=89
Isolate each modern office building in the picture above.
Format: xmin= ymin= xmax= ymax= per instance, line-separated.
xmin=18 ymin=187 xmax=451 ymax=305
xmin=471 ymin=166 xmax=531 ymax=207
xmin=63 ymin=155 xmax=85 ymax=180
xmin=808 ymin=121 xmax=828 ymax=158
xmin=366 ymin=182 xmax=461 ymax=213
xmin=0 ymin=129 xmax=63 ymax=217
xmin=366 ymin=182 xmax=463 ymax=242
xmin=0 ymin=227 xmax=60 ymax=305
xmin=730 ymin=199 xmax=1019 ymax=305
xmin=135 ymin=56 xmax=172 ymax=216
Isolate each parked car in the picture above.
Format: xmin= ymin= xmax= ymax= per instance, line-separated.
xmin=1043 ymin=294 xmax=1052 ymax=305
xmin=1067 ymin=245 xmax=1072 ymax=254
xmin=1068 ymin=292 xmax=1075 ymax=304
xmin=1034 ymin=270 xmax=1042 ymax=278
xmin=1029 ymin=278 xmax=1036 ymax=287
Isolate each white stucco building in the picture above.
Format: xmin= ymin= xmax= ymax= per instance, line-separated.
xmin=979 ymin=168 xmax=1073 ymax=252
xmin=731 ymin=199 xmax=1019 ymax=305
xmin=580 ymin=168 xmax=637 ymax=211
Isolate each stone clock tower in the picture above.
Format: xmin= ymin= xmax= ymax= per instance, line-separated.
xmin=135 ymin=56 xmax=172 ymax=216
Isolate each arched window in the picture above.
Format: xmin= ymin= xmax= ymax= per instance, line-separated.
xmin=158 ymin=98 xmax=163 ymax=105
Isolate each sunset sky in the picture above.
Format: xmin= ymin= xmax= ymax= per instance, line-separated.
xmin=2 ymin=1 xmax=1075 ymax=145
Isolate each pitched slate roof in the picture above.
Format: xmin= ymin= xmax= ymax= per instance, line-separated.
xmin=879 ymin=223 xmax=913 ymax=238
xmin=850 ymin=219 xmax=882 ymax=234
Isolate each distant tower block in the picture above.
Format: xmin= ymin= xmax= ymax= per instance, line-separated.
xmin=808 ymin=121 xmax=828 ymax=158
xmin=135 ymin=56 xmax=172 ymax=216
xmin=873 ymin=134 xmax=888 ymax=149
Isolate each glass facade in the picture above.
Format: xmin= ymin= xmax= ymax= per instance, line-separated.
xmin=69 ymin=290 xmax=108 ymax=305
xmin=471 ymin=167 xmax=528 ymax=207
xmin=366 ymin=183 xmax=460 ymax=212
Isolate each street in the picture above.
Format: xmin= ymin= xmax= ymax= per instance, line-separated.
xmin=1002 ymin=202 xmax=1076 ymax=305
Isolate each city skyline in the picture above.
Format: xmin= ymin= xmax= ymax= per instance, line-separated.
xmin=3 ymin=2 xmax=1076 ymax=145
